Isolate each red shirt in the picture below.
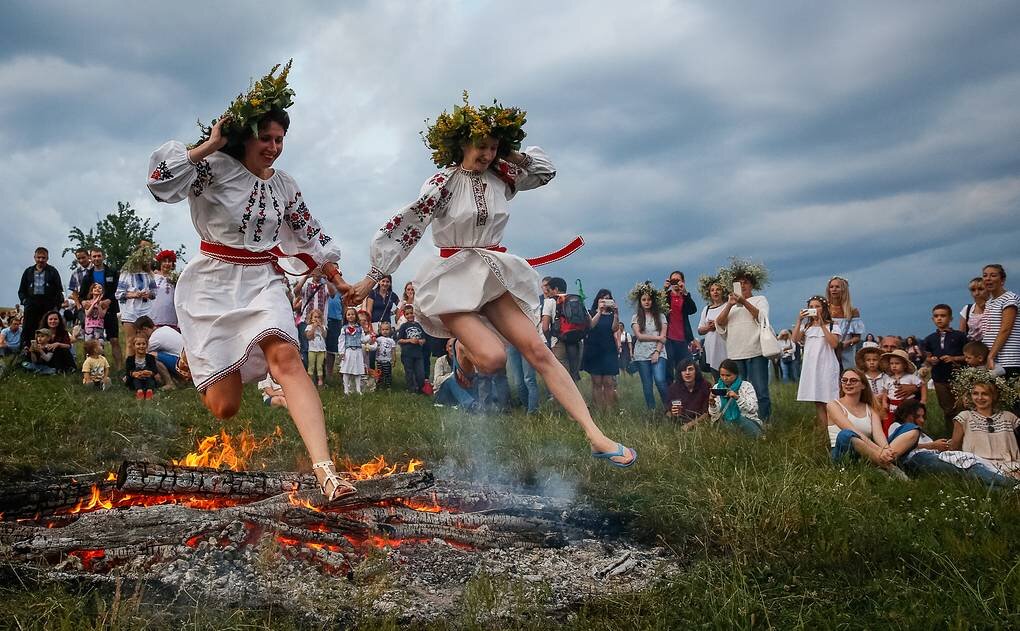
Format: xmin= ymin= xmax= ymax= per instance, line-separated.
xmin=667 ymin=291 xmax=686 ymax=341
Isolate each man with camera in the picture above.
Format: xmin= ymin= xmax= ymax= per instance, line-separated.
xmin=663 ymin=271 xmax=699 ymax=383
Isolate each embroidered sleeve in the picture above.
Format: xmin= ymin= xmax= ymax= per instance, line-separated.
xmin=369 ymin=169 xmax=454 ymax=277
xmin=114 ymin=275 xmax=129 ymax=302
xmin=146 ymin=141 xmax=215 ymax=203
xmin=276 ymin=175 xmax=343 ymax=268
xmin=508 ymin=146 xmax=556 ymax=197
xmin=737 ymin=382 xmax=759 ymax=416
xmin=146 ymin=274 xmax=157 ymax=299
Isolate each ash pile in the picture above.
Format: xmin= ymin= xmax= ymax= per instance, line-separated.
xmin=0 ymin=463 xmax=675 ymax=622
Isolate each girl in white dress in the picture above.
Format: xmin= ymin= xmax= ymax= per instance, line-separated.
xmin=793 ymin=296 xmax=841 ymax=429
xmin=146 ymin=65 xmax=356 ymax=500
xmin=348 ymin=96 xmax=635 ymax=467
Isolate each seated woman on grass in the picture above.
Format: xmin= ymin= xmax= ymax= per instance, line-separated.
xmin=667 ymin=358 xmax=710 ymax=430
xmin=895 ymin=400 xmax=1017 ymax=488
xmin=826 ymin=368 xmax=919 ymax=470
xmin=949 ymin=369 xmax=1020 ymax=479
xmin=708 ymin=359 xmax=763 ymax=437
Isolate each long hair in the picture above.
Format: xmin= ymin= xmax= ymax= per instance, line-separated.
xmin=589 ymin=289 xmax=612 ymax=316
xmin=634 ymin=289 xmax=663 ymax=334
xmin=840 ymin=368 xmax=882 ymax=416
xmin=826 ymin=277 xmax=854 ymax=319
xmin=807 ymin=296 xmax=834 ymax=325
xmin=221 ymin=109 xmax=291 ymax=162
xmin=39 ymin=310 xmax=68 ymax=340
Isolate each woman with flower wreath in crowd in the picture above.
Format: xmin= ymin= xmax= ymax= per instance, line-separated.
xmin=348 ymin=94 xmax=636 ymax=467
xmin=146 ymin=61 xmax=357 ymax=500
xmin=948 ymin=368 xmax=1020 ymax=479
xmin=629 ymin=282 xmax=669 ymax=411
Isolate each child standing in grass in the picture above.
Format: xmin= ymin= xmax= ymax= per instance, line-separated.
xmin=305 ymin=309 xmax=327 ymax=388
xmin=397 ymin=304 xmax=428 ymax=394
xmin=81 ymin=340 xmax=111 ymax=390
xmin=793 ymin=296 xmax=841 ymax=429
xmin=963 ymin=340 xmax=1005 ymax=376
xmin=856 ymin=347 xmax=891 ymax=411
xmin=921 ymin=304 xmax=968 ymax=421
xmin=125 ymin=336 xmax=158 ymax=399
xmin=375 ymin=321 xmax=397 ymax=390
xmin=82 ymin=283 xmax=109 ymax=342
xmin=339 ymin=307 xmax=368 ymax=395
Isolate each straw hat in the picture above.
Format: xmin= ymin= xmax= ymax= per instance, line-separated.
xmin=855 ymin=346 xmax=882 ymax=367
xmin=880 ymin=349 xmax=917 ymax=375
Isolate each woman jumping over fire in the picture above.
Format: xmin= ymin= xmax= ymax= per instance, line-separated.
xmin=145 ymin=61 xmax=357 ymax=500
xmin=348 ymin=93 xmax=636 ymax=467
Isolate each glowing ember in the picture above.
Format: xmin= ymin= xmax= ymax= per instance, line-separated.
xmin=56 ymin=485 xmax=247 ymax=518
xmin=173 ymin=426 xmax=283 ymax=471
xmin=287 ymin=492 xmax=321 ymax=512
xmin=105 ymin=471 xmax=117 ymax=482
xmin=69 ymin=549 xmax=105 ymax=570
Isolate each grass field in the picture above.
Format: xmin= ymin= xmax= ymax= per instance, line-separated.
xmin=1 ymin=360 xmax=1019 ymax=630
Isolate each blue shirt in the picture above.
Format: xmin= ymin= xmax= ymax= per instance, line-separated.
xmin=327 ymin=294 xmax=344 ymax=320
xmin=1 ymin=327 xmax=21 ymax=348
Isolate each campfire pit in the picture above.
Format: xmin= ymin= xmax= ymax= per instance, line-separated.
xmin=0 ymin=451 xmax=675 ymax=622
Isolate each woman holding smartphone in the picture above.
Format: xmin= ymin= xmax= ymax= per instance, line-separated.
xmin=794 ymin=296 xmax=841 ymax=429
xmin=582 ymin=289 xmax=621 ymax=408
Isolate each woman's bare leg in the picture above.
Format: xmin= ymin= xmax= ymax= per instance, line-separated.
xmin=814 ymin=402 xmax=828 ymax=430
xmin=260 ymin=337 xmax=344 ymax=491
xmin=200 ymin=372 xmax=243 ymax=419
xmin=474 ymin=293 xmax=634 ymax=464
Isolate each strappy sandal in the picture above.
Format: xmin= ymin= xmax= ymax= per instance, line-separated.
xmin=311 ymin=460 xmax=358 ymax=501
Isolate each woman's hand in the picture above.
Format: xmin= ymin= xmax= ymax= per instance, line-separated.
xmin=348 ymin=276 xmax=376 ymax=306
xmin=207 ymin=116 xmax=229 ymax=150
xmin=728 ymin=293 xmax=740 ymax=306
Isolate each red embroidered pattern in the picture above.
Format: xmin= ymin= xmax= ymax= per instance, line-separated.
xmin=381 ymin=214 xmax=403 ymax=238
xmin=398 ymin=226 xmax=422 ymax=251
xmin=150 ymin=161 xmax=172 ymax=182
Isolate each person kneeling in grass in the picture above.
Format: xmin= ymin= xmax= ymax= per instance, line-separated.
xmin=708 ymin=359 xmax=763 ymax=437
xmin=896 ymin=400 xmax=1017 ymax=488
xmin=826 ymin=368 xmax=919 ymax=473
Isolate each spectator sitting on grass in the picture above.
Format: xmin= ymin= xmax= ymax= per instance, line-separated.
xmin=667 ymin=358 xmax=710 ymax=429
xmin=895 ymin=400 xmax=1017 ymax=488
xmin=708 ymin=359 xmax=763 ymax=437
xmin=125 ymin=336 xmax=159 ymax=400
xmin=258 ymin=372 xmax=287 ymax=409
xmin=81 ymin=340 xmax=111 ymax=391
xmin=826 ymin=368 xmax=919 ymax=474
xmin=949 ymin=370 xmax=1020 ymax=479
xmin=433 ymin=338 xmax=478 ymax=410
xmin=0 ymin=316 xmax=22 ymax=357
xmin=21 ymin=328 xmax=57 ymax=375
xmin=37 ymin=311 xmax=75 ymax=373
xmin=133 ymin=316 xmax=185 ymax=388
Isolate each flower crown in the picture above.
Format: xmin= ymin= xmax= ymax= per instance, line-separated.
xmin=950 ymin=367 xmax=1020 ymax=410
xmin=123 ymin=243 xmax=155 ymax=273
xmin=193 ymin=60 xmax=295 ymax=148
xmin=627 ymin=281 xmax=669 ymax=313
xmin=421 ymin=91 xmax=527 ymax=167
xmin=697 ymin=274 xmax=729 ymax=301
xmin=717 ymin=257 xmax=770 ymax=291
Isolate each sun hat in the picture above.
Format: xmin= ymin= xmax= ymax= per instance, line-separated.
xmin=880 ymin=349 xmax=917 ymax=375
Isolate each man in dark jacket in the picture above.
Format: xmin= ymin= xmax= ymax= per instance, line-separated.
xmin=79 ymin=247 xmax=122 ymax=367
xmin=663 ymin=270 xmax=699 ymax=382
xmin=18 ymin=247 xmax=64 ymax=349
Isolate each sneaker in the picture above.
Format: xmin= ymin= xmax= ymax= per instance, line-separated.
xmin=136 ymin=390 xmax=145 ymax=400
xmin=885 ymin=465 xmax=910 ymax=481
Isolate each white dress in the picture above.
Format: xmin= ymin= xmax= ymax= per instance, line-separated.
xmin=797 ymin=323 xmax=841 ymax=403
xmin=698 ymin=303 xmax=727 ymax=370
xmin=150 ymin=273 xmax=178 ymax=327
xmin=146 ymin=141 xmax=341 ymax=391
xmin=368 ymin=148 xmax=556 ymax=338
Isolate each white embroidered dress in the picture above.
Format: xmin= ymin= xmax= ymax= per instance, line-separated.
xmin=146 ymin=141 xmax=341 ymax=391
xmin=368 ymin=148 xmax=555 ymax=338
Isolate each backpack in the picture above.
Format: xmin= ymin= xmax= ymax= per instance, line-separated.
xmin=554 ymin=294 xmax=590 ymax=344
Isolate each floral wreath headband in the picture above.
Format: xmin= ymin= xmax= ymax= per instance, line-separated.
xmin=627 ymin=281 xmax=670 ymax=313
xmin=717 ymin=257 xmax=771 ymax=291
xmin=697 ymin=274 xmax=730 ymax=301
xmin=951 ymin=367 xmax=1020 ymax=410
xmin=421 ymin=91 xmax=527 ymax=168
xmin=192 ymin=60 xmax=295 ymax=149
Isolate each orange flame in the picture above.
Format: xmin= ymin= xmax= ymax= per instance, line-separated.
xmin=173 ymin=426 xmax=282 ymax=471
xmin=287 ymin=492 xmax=322 ymax=512
xmin=339 ymin=455 xmax=425 ymax=480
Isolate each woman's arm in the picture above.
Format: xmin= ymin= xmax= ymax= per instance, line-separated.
xmin=949 ymin=414 xmax=966 ymax=450
xmin=821 ymin=321 xmax=840 ymax=349
xmin=187 ymin=118 xmax=229 ymax=164
xmin=715 ymin=297 xmax=736 ymax=328
xmin=988 ymin=304 xmax=1018 ymax=369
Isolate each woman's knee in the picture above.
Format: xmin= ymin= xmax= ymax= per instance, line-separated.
xmin=471 ymin=345 xmax=508 ymax=374
xmin=265 ymin=343 xmax=304 ymax=379
xmin=204 ymin=392 xmax=241 ymax=419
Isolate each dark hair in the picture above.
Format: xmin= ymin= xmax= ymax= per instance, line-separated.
xmin=75 ymin=248 xmax=88 ymax=255
xmin=983 ymin=264 xmax=1007 ymax=280
xmin=38 ymin=310 xmax=67 ymax=339
xmin=894 ymin=400 xmax=926 ymax=425
xmin=969 ymin=277 xmax=982 ymax=286
xmin=719 ymin=359 xmax=739 ymax=376
xmin=676 ymin=358 xmax=703 ymax=383
xmin=806 ymin=296 xmax=833 ymax=325
xmin=932 ymin=304 xmax=952 ymax=315
xmin=669 ymin=270 xmax=685 ymax=281
xmin=634 ymin=288 xmax=663 ymax=334
xmin=589 ymin=289 xmax=612 ymax=315
xmin=90 ymin=246 xmax=105 ymax=254
xmin=905 ymin=336 xmax=917 ymax=346
xmin=34 ymin=246 xmax=48 ymax=255
xmin=134 ymin=316 xmax=156 ymax=331
xmin=220 ymin=109 xmax=291 ymax=162
xmin=548 ymin=277 xmax=567 ymax=293
xmin=963 ymin=340 xmax=990 ymax=360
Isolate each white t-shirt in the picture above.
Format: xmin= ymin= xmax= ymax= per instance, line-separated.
xmin=257 ymin=374 xmax=281 ymax=392
xmin=542 ymin=298 xmax=558 ymax=348
xmin=883 ymin=373 xmax=922 ymax=412
xmin=147 ymin=326 xmax=184 ymax=357
xmin=307 ymin=326 xmax=326 ymax=352
xmin=717 ymin=295 xmax=769 ymax=360
xmin=865 ymin=372 xmax=893 ymax=397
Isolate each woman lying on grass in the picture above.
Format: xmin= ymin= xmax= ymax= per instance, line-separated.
xmin=827 ymin=368 xmax=919 ymax=472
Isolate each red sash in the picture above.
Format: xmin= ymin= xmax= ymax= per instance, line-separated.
xmin=199 ymin=241 xmax=318 ymax=276
xmin=438 ymin=236 xmax=584 ymax=267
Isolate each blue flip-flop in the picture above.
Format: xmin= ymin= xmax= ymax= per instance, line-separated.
xmin=591 ymin=443 xmax=638 ymax=468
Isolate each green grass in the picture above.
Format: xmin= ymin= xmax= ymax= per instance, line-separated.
xmin=1 ymin=362 xmax=1019 ymax=629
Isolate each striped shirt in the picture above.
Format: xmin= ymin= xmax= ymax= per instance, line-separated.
xmin=982 ymin=290 xmax=1020 ymax=368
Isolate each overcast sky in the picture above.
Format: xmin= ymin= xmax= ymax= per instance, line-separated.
xmin=3 ymin=0 xmax=1019 ymax=335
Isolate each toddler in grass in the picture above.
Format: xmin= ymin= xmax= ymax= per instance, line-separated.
xmin=22 ymin=329 xmax=56 ymax=375
xmin=125 ymin=336 xmax=158 ymax=400
xmin=879 ymin=349 xmax=926 ymax=433
xmin=305 ymin=308 xmax=327 ymax=388
xmin=81 ymin=340 xmax=111 ymax=390
xmin=374 ymin=321 xmax=397 ymax=390
xmin=856 ymin=347 xmax=890 ymax=411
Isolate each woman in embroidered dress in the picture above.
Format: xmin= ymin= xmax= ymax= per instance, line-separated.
xmin=146 ymin=69 xmax=356 ymax=499
xmin=349 ymin=96 xmax=636 ymax=467
xmin=150 ymin=250 xmax=179 ymax=329
xmin=116 ymin=243 xmax=158 ymax=349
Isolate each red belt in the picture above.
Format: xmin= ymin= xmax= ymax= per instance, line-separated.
xmin=438 ymin=236 xmax=584 ymax=267
xmin=200 ymin=241 xmax=317 ymax=276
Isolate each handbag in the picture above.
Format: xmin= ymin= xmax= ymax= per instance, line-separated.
xmin=759 ymin=312 xmax=781 ymax=359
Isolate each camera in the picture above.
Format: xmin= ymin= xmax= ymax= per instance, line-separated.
xmin=668 ymin=279 xmax=679 ymax=286
xmin=804 ymin=307 xmax=818 ymax=317
xmin=600 ymin=298 xmax=616 ymax=310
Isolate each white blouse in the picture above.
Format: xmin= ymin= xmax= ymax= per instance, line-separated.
xmin=147 ymin=141 xmax=341 ymax=269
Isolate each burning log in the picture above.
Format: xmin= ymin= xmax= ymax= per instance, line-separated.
xmin=116 ymin=461 xmax=314 ymax=497
xmin=0 ymin=475 xmax=114 ymax=519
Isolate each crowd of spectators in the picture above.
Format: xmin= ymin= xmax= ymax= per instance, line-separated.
xmin=4 ymin=244 xmax=1018 ymax=489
